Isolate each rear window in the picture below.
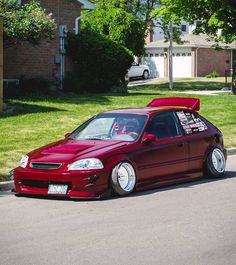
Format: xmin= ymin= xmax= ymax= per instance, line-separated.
xmin=176 ymin=111 xmax=208 ymax=134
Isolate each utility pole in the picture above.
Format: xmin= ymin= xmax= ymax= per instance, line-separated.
xmin=169 ymin=21 xmax=173 ymax=90
xmin=0 ymin=16 xmax=3 ymax=112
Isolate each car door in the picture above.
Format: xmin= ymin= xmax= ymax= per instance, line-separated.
xmin=134 ymin=111 xmax=188 ymax=185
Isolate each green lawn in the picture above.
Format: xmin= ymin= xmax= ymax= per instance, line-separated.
xmin=0 ymin=78 xmax=235 ymax=181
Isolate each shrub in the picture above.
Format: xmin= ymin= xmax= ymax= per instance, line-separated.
xmin=19 ymin=77 xmax=51 ymax=96
xmin=65 ymin=30 xmax=134 ymax=93
xmin=4 ymin=77 xmax=51 ymax=99
xmin=206 ymin=71 xmax=219 ymax=78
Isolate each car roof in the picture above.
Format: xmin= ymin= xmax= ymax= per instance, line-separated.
xmin=103 ymin=107 xmax=196 ymax=116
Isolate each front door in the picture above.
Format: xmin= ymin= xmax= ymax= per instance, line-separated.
xmin=134 ymin=112 xmax=188 ymax=186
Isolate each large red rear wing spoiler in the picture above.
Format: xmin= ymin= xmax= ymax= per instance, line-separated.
xmin=146 ymin=97 xmax=200 ymax=111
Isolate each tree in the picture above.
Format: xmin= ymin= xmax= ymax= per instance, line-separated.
xmin=0 ymin=0 xmax=56 ymax=47
xmin=152 ymin=0 xmax=236 ymax=43
xmin=82 ymin=0 xmax=147 ymax=56
xmin=65 ymin=30 xmax=133 ymax=93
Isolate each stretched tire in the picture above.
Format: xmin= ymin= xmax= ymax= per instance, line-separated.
xmin=111 ymin=162 xmax=136 ymax=196
xmin=142 ymin=70 xmax=149 ymax=79
xmin=204 ymin=148 xmax=226 ymax=178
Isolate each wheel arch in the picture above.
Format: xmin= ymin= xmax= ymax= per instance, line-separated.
xmin=202 ymin=144 xmax=227 ymax=164
xmin=104 ymin=154 xmax=139 ymax=187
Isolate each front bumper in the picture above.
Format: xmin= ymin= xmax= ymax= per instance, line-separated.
xmin=13 ymin=166 xmax=109 ymax=198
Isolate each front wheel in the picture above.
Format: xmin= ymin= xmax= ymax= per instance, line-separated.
xmin=142 ymin=70 xmax=149 ymax=79
xmin=111 ymin=162 xmax=136 ymax=196
xmin=204 ymin=148 xmax=226 ymax=178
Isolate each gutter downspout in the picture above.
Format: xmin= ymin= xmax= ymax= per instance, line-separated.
xmin=75 ymin=12 xmax=92 ymax=35
xmin=195 ymin=47 xmax=199 ymax=77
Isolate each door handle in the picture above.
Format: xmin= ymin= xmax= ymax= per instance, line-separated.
xmin=177 ymin=142 xmax=184 ymax=147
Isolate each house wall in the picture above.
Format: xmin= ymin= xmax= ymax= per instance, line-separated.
xmin=4 ymin=0 xmax=81 ymax=81
xmin=197 ymin=48 xmax=231 ymax=77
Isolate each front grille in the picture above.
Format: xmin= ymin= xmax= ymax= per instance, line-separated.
xmin=30 ymin=162 xmax=62 ymax=170
xmin=21 ymin=179 xmax=72 ymax=190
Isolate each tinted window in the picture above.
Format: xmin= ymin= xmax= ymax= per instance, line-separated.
xmin=176 ymin=111 xmax=208 ymax=134
xmin=147 ymin=112 xmax=181 ymax=140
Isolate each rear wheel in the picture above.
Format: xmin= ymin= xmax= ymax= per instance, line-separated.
xmin=204 ymin=148 xmax=226 ymax=177
xmin=142 ymin=70 xmax=149 ymax=79
xmin=111 ymin=162 xmax=136 ymax=196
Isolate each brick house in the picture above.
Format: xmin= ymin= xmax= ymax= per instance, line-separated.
xmin=4 ymin=0 xmax=94 ymax=85
xmin=144 ymin=34 xmax=236 ymax=78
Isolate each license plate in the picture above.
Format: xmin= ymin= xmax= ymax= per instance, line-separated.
xmin=48 ymin=184 xmax=68 ymax=195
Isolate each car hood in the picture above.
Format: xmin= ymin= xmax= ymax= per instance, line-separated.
xmin=28 ymin=139 xmax=129 ymax=163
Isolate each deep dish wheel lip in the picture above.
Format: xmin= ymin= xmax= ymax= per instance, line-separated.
xmin=211 ymin=148 xmax=226 ymax=173
xmin=111 ymin=161 xmax=137 ymax=196
xmin=117 ymin=162 xmax=136 ymax=192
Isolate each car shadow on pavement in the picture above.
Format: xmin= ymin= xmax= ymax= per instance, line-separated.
xmin=128 ymin=170 xmax=236 ymax=199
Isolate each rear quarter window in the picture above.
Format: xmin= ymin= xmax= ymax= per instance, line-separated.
xmin=176 ymin=111 xmax=208 ymax=135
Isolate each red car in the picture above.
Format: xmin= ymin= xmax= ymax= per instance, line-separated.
xmin=13 ymin=97 xmax=227 ymax=199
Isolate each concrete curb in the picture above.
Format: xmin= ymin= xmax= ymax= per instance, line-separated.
xmin=227 ymin=148 xmax=236 ymax=156
xmin=1 ymin=148 xmax=236 ymax=192
xmin=0 ymin=180 xmax=14 ymax=192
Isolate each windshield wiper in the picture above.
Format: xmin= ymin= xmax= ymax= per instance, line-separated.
xmin=85 ymin=137 xmax=103 ymax=140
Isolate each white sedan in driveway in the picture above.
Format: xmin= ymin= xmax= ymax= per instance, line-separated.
xmin=127 ymin=63 xmax=150 ymax=80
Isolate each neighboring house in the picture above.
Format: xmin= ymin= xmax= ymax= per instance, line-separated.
xmin=4 ymin=0 xmax=94 ymax=85
xmin=144 ymin=34 xmax=236 ymax=78
xmin=147 ymin=20 xmax=192 ymax=43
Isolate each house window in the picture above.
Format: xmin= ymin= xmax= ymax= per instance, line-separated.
xmin=150 ymin=54 xmax=154 ymax=57
xmin=187 ymin=53 xmax=191 ymax=56
xmin=155 ymin=54 xmax=159 ymax=57
xmin=182 ymin=53 xmax=186 ymax=56
xmin=176 ymin=53 xmax=180 ymax=57
xmin=181 ymin=25 xmax=187 ymax=32
xmin=172 ymin=53 xmax=175 ymax=56
xmin=160 ymin=53 xmax=164 ymax=57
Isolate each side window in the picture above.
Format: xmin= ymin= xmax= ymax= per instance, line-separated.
xmin=147 ymin=112 xmax=181 ymax=140
xmin=176 ymin=111 xmax=208 ymax=134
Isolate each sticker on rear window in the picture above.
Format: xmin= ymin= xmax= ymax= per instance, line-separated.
xmin=176 ymin=111 xmax=207 ymax=134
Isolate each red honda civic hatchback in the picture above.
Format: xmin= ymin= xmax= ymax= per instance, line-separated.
xmin=13 ymin=97 xmax=227 ymax=199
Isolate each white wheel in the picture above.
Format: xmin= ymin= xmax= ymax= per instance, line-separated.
xmin=111 ymin=162 xmax=136 ymax=196
xmin=205 ymin=148 xmax=226 ymax=177
xmin=211 ymin=148 xmax=226 ymax=173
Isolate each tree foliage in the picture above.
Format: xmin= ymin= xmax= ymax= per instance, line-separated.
xmin=152 ymin=0 xmax=236 ymax=43
xmin=82 ymin=0 xmax=148 ymax=56
xmin=0 ymin=0 xmax=56 ymax=47
xmin=65 ymin=30 xmax=133 ymax=93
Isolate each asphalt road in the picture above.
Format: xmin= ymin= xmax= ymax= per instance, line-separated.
xmin=0 ymin=155 xmax=236 ymax=265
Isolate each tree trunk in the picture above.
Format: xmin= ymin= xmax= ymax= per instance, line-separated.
xmin=232 ymin=70 xmax=236 ymax=95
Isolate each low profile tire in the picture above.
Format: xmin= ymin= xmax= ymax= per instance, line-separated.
xmin=204 ymin=148 xmax=226 ymax=178
xmin=111 ymin=162 xmax=136 ymax=196
xmin=142 ymin=70 xmax=149 ymax=79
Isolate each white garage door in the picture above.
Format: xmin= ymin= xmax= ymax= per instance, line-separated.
xmin=172 ymin=48 xmax=192 ymax=77
xmin=143 ymin=49 xmax=165 ymax=78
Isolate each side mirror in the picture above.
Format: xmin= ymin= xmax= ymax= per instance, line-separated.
xmin=142 ymin=134 xmax=156 ymax=144
xmin=64 ymin=133 xmax=71 ymax=138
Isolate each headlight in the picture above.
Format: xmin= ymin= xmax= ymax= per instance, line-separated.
xmin=19 ymin=155 xmax=29 ymax=168
xmin=68 ymin=158 xmax=104 ymax=171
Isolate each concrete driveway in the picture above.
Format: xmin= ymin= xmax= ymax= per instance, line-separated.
xmin=0 ymin=155 xmax=236 ymax=265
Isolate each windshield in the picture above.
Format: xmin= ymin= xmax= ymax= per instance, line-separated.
xmin=69 ymin=113 xmax=148 ymax=142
